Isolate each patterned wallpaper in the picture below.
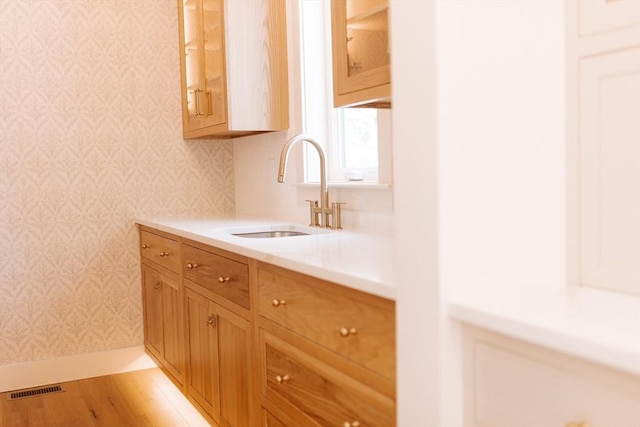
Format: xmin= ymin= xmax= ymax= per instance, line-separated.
xmin=0 ymin=0 xmax=234 ymax=364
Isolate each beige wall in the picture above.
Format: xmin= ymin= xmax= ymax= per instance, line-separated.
xmin=0 ymin=0 xmax=234 ymax=365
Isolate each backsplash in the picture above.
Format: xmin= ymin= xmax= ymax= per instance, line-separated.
xmin=0 ymin=0 xmax=234 ymax=364
xmin=233 ymin=132 xmax=394 ymax=233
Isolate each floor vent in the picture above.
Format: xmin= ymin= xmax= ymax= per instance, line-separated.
xmin=8 ymin=385 xmax=65 ymax=400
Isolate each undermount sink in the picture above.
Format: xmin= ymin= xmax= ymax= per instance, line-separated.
xmin=233 ymin=230 xmax=310 ymax=238
xmin=222 ymin=224 xmax=330 ymax=239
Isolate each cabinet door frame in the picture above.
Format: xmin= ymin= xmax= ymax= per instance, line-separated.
xmin=185 ymin=287 xmax=221 ymax=418
xmin=566 ymin=0 xmax=640 ymax=294
xmin=142 ymin=265 xmax=164 ymax=359
xmin=178 ymin=0 xmax=229 ymax=135
xmin=184 ymin=285 xmax=253 ymax=427
xmin=331 ymin=0 xmax=390 ymax=107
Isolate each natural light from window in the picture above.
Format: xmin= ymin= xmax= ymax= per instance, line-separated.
xmin=299 ymin=0 xmax=391 ymax=185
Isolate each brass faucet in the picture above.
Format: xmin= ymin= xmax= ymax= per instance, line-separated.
xmin=277 ymin=135 xmax=344 ymax=229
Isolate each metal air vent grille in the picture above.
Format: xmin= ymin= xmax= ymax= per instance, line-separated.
xmin=8 ymin=385 xmax=64 ymax=400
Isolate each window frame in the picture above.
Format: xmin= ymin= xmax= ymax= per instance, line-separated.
xmin=299 ymin=0 xmax=392 ymax=186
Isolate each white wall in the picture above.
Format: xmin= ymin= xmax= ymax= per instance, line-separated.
xmin=437 ymin=1 xmax=566 ymax=298
xmin=393 ymin=1 xmax=565 ymax=425
xmin=233 ymin=0 xmax=394 ymax=233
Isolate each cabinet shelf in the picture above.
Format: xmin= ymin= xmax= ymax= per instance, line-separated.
xmin=346 ymin=0 xmax=387 ymax=20
xmin=346 ymin=3 xmax=387 ymax=22
xmin=347 ymin=6 xmax=388 ymax=32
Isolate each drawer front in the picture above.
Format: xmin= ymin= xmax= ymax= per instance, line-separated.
xmin=183 ymin=244 xmax=249 ymax=309
xmin=258 ymin=266 xmax=395 ymax=379
xmin=262 ymin=408 xmax=291 ymax=427
xmin=140 ymin=230 xmax=181 ymax=273
xmin=263 ymin=332 xmax=395 ymax=427
xmin=471 ymin=340 xmax=640 ymax=427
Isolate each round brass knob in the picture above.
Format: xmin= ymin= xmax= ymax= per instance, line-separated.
xmin=339 ymin=327 xmax=357 ymax=337
xmin=207 ymin=315 xmax=216 ymax=326
xmin=271 ymin=299 xmax=286 ymax=307
xmin=187 ymin=263 xmax=198 ymax=270
xmin=217 ymin=277 xmax=230 ymax=283
xmin=275 ymin=374 xmax=289 ymax=384
xmin=159 ymin=251 xmax=169 ymax=257
xmin=141 ymin=244 xmax=149 ymax=249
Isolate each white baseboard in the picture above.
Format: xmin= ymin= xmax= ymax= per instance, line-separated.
xmin=0 ymin=346 xmax=157 ymax=393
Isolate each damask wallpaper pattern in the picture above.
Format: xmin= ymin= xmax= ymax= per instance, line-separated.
xmin=0 ymin=0 xmax=234 ymax=364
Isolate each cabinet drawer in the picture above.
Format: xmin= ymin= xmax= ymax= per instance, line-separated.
xmin=183 ymin=244 xmax=249 ymax=309
xmin=466 ymin=331 xmax=640 ymax=427
xmin=140 ymin=230 xmax=181 ymax=273
xmin=258 ymin=264 xmax=395 ymax=379
xmin=261 ymin=408 xmax=291 ymax=427
xmin=262 ymin=332 xmax=395 ymax=427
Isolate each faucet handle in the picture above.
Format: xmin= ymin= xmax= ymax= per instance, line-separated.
xmin=331 ymin=202 xmax=347 ymax=230
xmin=305 ymin=200 xmax=320 ymax=227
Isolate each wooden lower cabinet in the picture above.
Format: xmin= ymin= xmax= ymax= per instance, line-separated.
xmin=184 ymin=285 xmax=252 ymax=427
xmin=261 ymin=407 xmax=294 ymax=427
xmin=260 ymin=330 xmax=395 ymax=427
xmin=141 ymin=264 xmax=184 ymax=386
xmin=256 ymin=262 xmax=396 ymax=427
xmin=139 ymin=225 xmax=396 ymax=427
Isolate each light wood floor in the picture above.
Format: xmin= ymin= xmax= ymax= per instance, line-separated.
xmin=0 ymin=368 xmax=211 ymax=427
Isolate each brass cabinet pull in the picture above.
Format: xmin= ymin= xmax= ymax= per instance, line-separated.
xmin=343 ymin=422 xmax=360 ymax=427
xmin=141 ymin=244 xmax=150 ymax=249
xmin=194 ymin=89 xmax=205 ymax=116
xmin=153 ymin=282 xmax=161 ymax=290
xmin=205 ymin=90 xmax=212 ymax=116
xmin=187 ymin=263 xmax=198 ymax=270
xmin=217 ymin=276 xmax=230 ymax=283
xmin=275 ymin=374 xmax=289 ymax=384
xmin=339 ymin=327 xmax=357 ymax=337
xmin=159 ymin=251 xmax=169 ymax=257
xmin=271 ymin=299 xmax=286 ymax=307
xmin=206 ymin=315 xmax=217 ymax=327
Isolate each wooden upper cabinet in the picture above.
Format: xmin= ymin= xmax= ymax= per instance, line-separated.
xmin=331 ymin=0 xmax=391 ymax=108
xmin=178 ymin=0 xmax=289 ymax=139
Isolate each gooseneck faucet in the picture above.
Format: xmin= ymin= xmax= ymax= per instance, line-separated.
xmin=277 ymin=134 xmax=343 ymax=229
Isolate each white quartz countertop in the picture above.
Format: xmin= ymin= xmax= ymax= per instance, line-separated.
xmin=135 ymin=216 xmax=396 ymax=300
xmin=135 ymin=216 xmax=640 ymax=376
xmin=448 ymin=285 xmax=640 ymax=376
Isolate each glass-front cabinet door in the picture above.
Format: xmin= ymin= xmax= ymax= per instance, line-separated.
xmin=200 ymin=0 xmax=226 ymax=127
xmin=331 ymin=0 xmax=391 ymax=108
xmin=179 ymin=0 xmax=226 ymax=134
xmin=178 ymin=0 xmax=288 ymax=139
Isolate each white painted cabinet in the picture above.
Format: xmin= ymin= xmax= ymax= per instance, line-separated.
xmin=567 ymin=0 xmax=640 ymax=295
xmin=463 ymin=327 xmax=640 ymax=427
xmin=578 ymin=0 xmax=640 ymax=38
xmin=578 ymin=48 xmax=640 ymax=294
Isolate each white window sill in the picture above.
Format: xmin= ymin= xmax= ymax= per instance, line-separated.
xmin=295 ymin=182 xmax=392 ymax=190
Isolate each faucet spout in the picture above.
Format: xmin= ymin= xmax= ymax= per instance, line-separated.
xmin=277 ymin=134 xmax=330 ymax=227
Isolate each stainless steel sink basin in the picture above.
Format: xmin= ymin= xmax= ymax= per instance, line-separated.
xmin=232 ymin=230 xmax=310 ymax=238
xmin=222 ymin=224 xmax=329 ymax=239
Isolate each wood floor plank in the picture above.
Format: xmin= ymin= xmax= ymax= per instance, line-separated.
xmin=0 ymin=368 xmax=210 ymax=427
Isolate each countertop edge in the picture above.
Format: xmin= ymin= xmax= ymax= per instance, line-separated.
xmin=135 ymin=217 xmax=397 ymax=301
xmin=447 ymin=287 xmax=640 ymax=376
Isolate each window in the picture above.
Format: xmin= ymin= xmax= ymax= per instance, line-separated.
xmin=299 ymin=0 xmax=392 ymax=185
